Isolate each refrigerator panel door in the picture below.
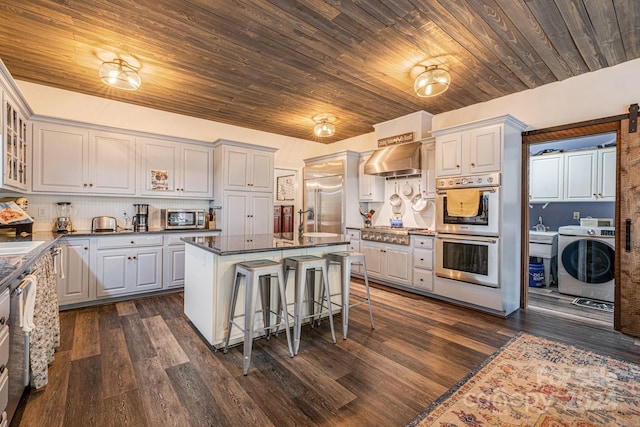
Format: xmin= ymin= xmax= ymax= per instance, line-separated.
xmin=316 ymin=175 xmax=343 ymax=235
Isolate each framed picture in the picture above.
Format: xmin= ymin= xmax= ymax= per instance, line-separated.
xmin=276 ymin=175 xmax=295 ymax=201
xmin=150 ymin=169 xmax=169 ymax=190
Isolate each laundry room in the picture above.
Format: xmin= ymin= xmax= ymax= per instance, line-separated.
xmin=527 ymin=131 xmax=616 ymax=323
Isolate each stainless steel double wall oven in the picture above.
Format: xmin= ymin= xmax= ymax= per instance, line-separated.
xmin=435 ymin=173 xmax=501 ymax=288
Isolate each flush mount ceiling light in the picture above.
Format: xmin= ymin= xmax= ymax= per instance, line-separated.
xmin=313 ymin=114 xmax=336 ymax=137
xmin=99 ymin=58 xmax=141 ymax=90
xmin=414 ymin=65 xmax=450 ymax=97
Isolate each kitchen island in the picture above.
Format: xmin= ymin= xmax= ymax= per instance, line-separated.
xmin=183 ymin=233 xmax=349 ymax=347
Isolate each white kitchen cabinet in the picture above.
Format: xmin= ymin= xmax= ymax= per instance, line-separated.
xmin=360 ymin=240 xmax=411 ymax=286
xmin=564 ymin=150 xmax=598 ymax=201
xmin=138 ymin=137 xmax=213 ymax=198
xmin=218 ymin=141 xmax=274 ymax=192
xmin=56 ymin=238 xmax=92 ymax=305
xmin=530 ymin=147 xmax=616 ymax=203
xmin=32 ymin=122 xmax=136 ymax=195
xmin=222 ymin=191 xmax=273 ymax=242
xmin=597 ymin=147 xmax=616 ymax=201
xmin=411 ymin=236 xmax=434 ymax=292
xmin=163 ymin=232 xmax=220 ymax=289
xmin=94 ymin=235 xmax=163 ymax=298
xmin=2 ymin=94 xmax=29 ymax=191
xmin=358 ymin=151 xmax=384 ymax=202
xmin=529 ymin=153 xmax=564 ymax=202
xmin=435 ymin=124 xmax=501 ymax=176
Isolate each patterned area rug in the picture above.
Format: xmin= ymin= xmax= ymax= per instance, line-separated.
xmin=406 ymin=332 xmax=640 ymax=426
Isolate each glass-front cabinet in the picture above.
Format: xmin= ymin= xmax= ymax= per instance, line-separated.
xmin=2 ymin=93 xmax=29 ymax=191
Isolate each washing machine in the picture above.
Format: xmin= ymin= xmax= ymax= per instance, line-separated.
xmin=557 ymin=225 xmax=615 ymax=302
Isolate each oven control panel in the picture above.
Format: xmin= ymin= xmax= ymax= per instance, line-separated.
xmin=437 ymin=172 xmax=501 ymax=189
xmin=361 ymin=229 xmax=409 ymax=245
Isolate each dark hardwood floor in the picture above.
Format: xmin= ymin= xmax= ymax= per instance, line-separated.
xmin=15 ymin=279 xmax=640 ymax=426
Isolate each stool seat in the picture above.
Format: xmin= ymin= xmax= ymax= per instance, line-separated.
xmin=327 ymin=251 xmax=374 ymax=339
xmin=283 ymin=255 xmax=336 ymax=354
xmin=224 ymin=259 xmax=293 ymax=375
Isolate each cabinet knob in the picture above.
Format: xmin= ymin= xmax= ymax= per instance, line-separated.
xmin=0 ymin=364 xmax=5 ymax=374
xmin=133 ymin=256 xmax=137 ymax=260
xmin=128 ymin=256 xmax=132 ymax=260
xmin=420 ymin=258 xmax=424 ymax=261
xmin=456 ymin=164 xmax=460 ymax=168
xmin=84 ymin=247 xmax=88 ymax=250
xmin=131 ymin=241 xmax=135 ymax=244
xmin=471 ymin=163 xmax=475 ymax=167
xmin=419 ymin=278 xmax=423 ymax=282
xmin=83 ymin=183 xmax=88 ymax=187
xmin=0 ymin=316 xmax=5 ymax=325
xmin=89 ymin=183 xmax=93 ymax=187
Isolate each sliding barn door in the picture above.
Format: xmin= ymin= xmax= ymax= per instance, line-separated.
xmin=617 ymin=117 xmax=640 ymax=337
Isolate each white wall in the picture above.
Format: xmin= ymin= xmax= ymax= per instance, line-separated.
xmin=433 ymin=57 xmax=640 ymax=131
xmin=16 ymin=80 xmax=340 ymax=170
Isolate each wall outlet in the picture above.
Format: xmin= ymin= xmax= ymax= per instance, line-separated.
xmin=573 ymin=211 xmax=580 ymax=220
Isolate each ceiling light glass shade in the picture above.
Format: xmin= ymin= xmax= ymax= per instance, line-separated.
xmin=414 ymin=65 xmax=450 ymax=97
xmin=314 ymin=120 xmax=335 ymax=137
xmin=99 ymin=59 xmax=141 ymax=90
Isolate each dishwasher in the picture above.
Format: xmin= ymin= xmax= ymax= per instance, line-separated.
xmin=2 ymin=269 xmax=38 ymax=426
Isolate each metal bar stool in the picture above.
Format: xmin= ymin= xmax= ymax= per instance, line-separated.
xmin=282 ymin=255 xmax=336 ymax=355
xmin=326 ymin=251 xmax=374 ymax=339
xmin=223 ymin=259 xmax=293 ymax=375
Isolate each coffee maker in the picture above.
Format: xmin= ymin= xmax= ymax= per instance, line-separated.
xmin=132 ymin=203 xmax=149 ymax=232
xmin=53 ymin=201 xmax=73 ymax=233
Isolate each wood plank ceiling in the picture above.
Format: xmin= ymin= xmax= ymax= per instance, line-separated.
xmin=0 ymin=1 xmax=638 ymax=143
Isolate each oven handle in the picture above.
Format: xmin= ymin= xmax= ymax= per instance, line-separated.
xmin=437 ymin=234 xmax=498 ymax=244
xmin=436 ymin=187 xmax=497 ymax=195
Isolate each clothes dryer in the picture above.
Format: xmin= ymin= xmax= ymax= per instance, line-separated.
xmin=557 ymin=226 xmax=615 ymax=302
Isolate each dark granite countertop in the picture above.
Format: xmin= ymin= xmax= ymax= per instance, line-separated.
xmin=0 ymin=228 xmax=221 ymax=292
xmin=183 ymin=234 xmax=350 ymax=256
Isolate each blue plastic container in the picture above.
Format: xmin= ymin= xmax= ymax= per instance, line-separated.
xmin=528 ymin=262 xmax=545 ymax=287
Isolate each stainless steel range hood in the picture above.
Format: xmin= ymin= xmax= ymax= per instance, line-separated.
xmin=363 ymin=141 xmax=422 ymax=177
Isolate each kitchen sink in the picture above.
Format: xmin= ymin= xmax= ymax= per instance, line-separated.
xmin=0 ymin=240 xmax=46 ymax=256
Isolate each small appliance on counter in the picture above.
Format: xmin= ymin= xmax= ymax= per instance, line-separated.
xmin=390 ymin=215 xmax=403 ymax=228
xmin=92 ymin=216 xmax=117 ymax=232
xmin=132 ymin=203 xmax=149 ymax=232
xmin=161 ymin=209 xmax=206 ymax=230
xmin=53 ymin=201 xmax=73 ymax=233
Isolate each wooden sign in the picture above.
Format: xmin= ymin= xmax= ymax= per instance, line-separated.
xmin=377 ymin=132 xmax=414 ymax=147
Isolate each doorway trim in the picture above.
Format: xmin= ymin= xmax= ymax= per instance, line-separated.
xmin=520 ymin=119 xmax=620 ymax=317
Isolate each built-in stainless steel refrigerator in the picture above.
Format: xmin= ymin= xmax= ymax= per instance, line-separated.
xmin=303 ymin=161 xmax=344 ymax=236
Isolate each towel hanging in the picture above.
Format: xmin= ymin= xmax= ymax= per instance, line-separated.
xmin=17 ymin=274 xmax=37 ymax=333
xmin=447 ymin=189 xmax=481 ymax=217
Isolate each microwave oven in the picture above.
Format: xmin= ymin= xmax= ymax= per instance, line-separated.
xmin=161 ymin=209 xmax=206 ymax=229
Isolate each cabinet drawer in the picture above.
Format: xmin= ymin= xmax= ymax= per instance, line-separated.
xmin=0 ymin=326 xmax=7 ymax=369
xmin=347 ymin=229 xmax=360 ymax=240
xmin=97 ymin=235 xmax=164 ymax=249
xmin=0 ymin=290 xmax=8 ymax=329
xmin=413 ymin=268 xmax=433 ymax=291
xmin=413 ymin=248 xmax=433 ymax=270
xmin=413 ymin=236 xmax=433 ymax=249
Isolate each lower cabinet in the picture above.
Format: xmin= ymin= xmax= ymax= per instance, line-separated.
xmin=361 ymin=241 xmax=411 ymax=286
xmin=56 ymin=238 xmax=91 ymax=305
xmin=412 ymin=236 xmax=434 ymax=292
xmin=163 ymin=232 xmax=220 ymax=289
xmin=95 ymin=245 xmax=163 ymax=298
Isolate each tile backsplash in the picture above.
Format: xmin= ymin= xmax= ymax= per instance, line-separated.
xmin=1 ymin=193 xmax=210 ymax=232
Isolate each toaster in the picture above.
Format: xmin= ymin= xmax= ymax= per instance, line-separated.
xmin=92 ymin=216 xmax=117 ymax=232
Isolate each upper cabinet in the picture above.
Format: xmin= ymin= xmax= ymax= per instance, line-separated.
xmin=434 ymin=124 xmax=501 ymax=176
xmin=358 ymin=151 xmax=384 ymax=202
xmin=2 ymin=95 xmax=29 ymax=191
xmin=530 ymin=153 xmax=564 ymax=202
xmin=138 ymin=137 xmax=213 ymax=198
xmin=1 ymin=62 xmax=32 ymax=192
xmin=32 ymin=122 xmax=136 ymax=195
xmin=217 ymin=141 xmax=274 ymax=192
xmin=432 ymin=115 xmax=526 ymax=178
xmin=530 ymin=147 xmax=615 ymax=203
